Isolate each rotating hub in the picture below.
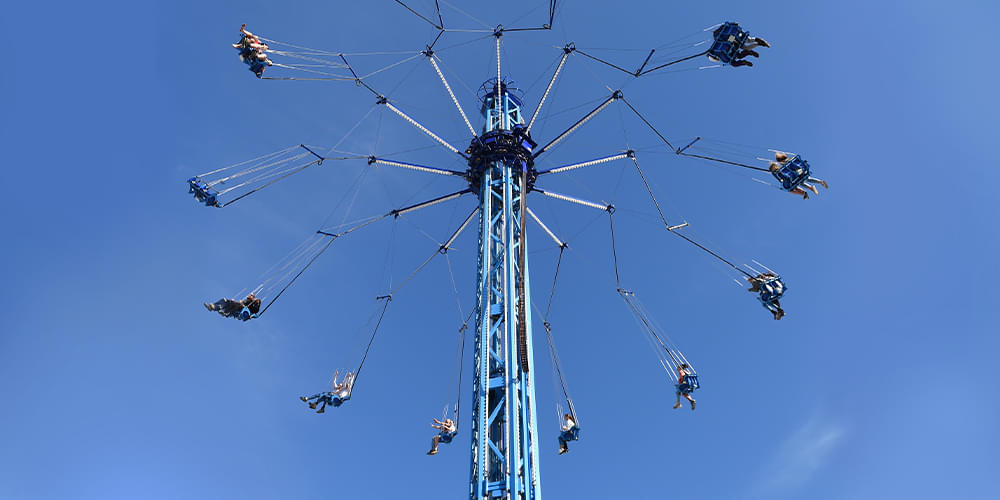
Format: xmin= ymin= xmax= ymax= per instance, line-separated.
xmin=465 ymin=126 xmax=538 ymax=192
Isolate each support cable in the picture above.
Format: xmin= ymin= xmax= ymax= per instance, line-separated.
xmin=620 ymin=97 xmax=675 ymax=151
xmin=352 ymin=295 xmax=392 ymax=392
xmin=384 ymin=201 xmax=477 ymax=297
xmin=629 ymin=154 xmax=752 ymax=278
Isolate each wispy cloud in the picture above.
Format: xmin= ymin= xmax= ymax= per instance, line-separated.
xmin=758 ymin=417 xmax=845 ymax=493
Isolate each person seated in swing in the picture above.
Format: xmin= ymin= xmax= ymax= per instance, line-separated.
xmin=427 ymin=417 xmax=458 ymax=455
xmin=232 ymin=23 xmax=273 ymax=75
xmin=769 ymin=152 xmax=828 ymax=200
xmin=204 ymin=293 xmax=258 ymax=319
xmin=672 ymin=363 xmax=697 ymax=410
xmin=747 ymin=273 xmax=785 ymax=320
xmin=708 ymin=23 xmax=769 ymax=68
xmin=300 ymin=370 xmax=354 ymax=413
xmin=557 ymin=413 xmax=579 ymax=455
xmin=708 ymin=48 xmax=761 ymax=67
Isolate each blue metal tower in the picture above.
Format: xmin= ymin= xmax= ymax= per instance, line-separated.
xmin=467 ymin=75 xmax=542 ymax=499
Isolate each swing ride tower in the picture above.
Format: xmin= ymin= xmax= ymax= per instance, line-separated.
xmin=466 ymin=65 xmax=542 ymax=498
xmin=188 ymin=2 xmax=826 ymax=497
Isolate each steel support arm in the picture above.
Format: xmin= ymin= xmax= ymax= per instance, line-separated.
xmin=369 ymin=157 xmax=465 ymax=176
xmin=536 ymin=150 xmax=634 ymax=175
xmin=526 ymin=45 xmax=574 ymax=134
xmin=427 ymin=54 xmax=478 ymax=137
xmin=391 ymin=188 xmax=472 ymax=217
xmin=379 ymin=98 xmax=468 ymax=159
xmin=533 ymin=90 xmax=623 ymax=159
xmin=526 ymin=207 xmax=566 ymax=248
xmin=441 ymin=207 xmax=479 ymax=252
xmin=533 ymin=187 xmax=613 ymax=212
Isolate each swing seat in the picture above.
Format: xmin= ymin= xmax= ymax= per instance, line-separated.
xmin=770 ymin=155 xmax=811 ymax=191
xmin=249 ymin=61 xmax=266 ymax=77
xmin=188 ymin=177 xmax=219 ymax=207
xmin=676 ymin=375 xmax=700 ymax=394
xmin=708 ymin=22 xmax=750 ymax=65
xmin=757 ymin=276 xmax=786 ymax=303
xmin=438 ymin=431 xmax=457 ymax=444
xmin=559 ymin=425 xmax=580 ymax=442
xmin=237 ymin=307 xmax=253 ymax=321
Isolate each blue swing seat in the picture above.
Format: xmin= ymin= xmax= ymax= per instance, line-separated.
xmin=187 ymin=177 xmax=220 ymax=207
xmin=757 ymin=276 xmax=786 ymax=304
xmin=249 ymin=60 xmax=266 ymax=78
xmin=438 ymin=431 xmax=457 ymax=444
xmin=237 ymin=307 xmax=253 ymax=321
xmin=676 ymin=374 xmax=700 ymax=395
xmin=708 ymin=22 xmax=750 ymax=65
xmin=771 ymin=155 xmax=811 ymax=191
xmin=559 ymin=425 xmax=580 ymax=443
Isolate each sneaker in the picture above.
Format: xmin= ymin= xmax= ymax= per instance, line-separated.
xmin=756 ymin=38 xmax=771 ymax=48
xmin=672 ymin=402 xmax=682 ymax=409
xmin=316 ymin=407 xmax=325 ymax=414
xmin=818 ymin=180 xmax=829 ymax=189
xmin=807 ymin=184 xmax=819 ymax=195
xmin=558 ymin=447 xmax=569 ymax=455
xmin=690 ymin=401 xmax=696 ymax=410
xmin=427 ymin=449 xmax=438 ymax=455
xmin=308 ymin=402 xmax=317 ymax=409
xmin=203 ymin=303 xmax=214 ymax=311
xmin=299 ymin=396 xmax=308 ymax=402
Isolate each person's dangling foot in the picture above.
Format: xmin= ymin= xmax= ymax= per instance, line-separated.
xmin=690 ymin=400 xmax=696 ymax=410
xmin=427 ymin=449 xmax=438 ymax=456
xmin=673 ymin=401 xmax=682 ymax=409
xmin=558 ymin=446 xmax=569 ymax=455
xmin=309 ymin=402 xmax=318 ymax=409
xmin=732 ymin=60 xmax=753 ymax=67
xmin=204 ymin=303 xmax=215 ymax=311
xmin=316 ymin=407 xmax=325 ymax=414
xmin=818 ymin=179 xmax=829 ymax=189
xmin=299 ymin=396 xmax=308 ymax=402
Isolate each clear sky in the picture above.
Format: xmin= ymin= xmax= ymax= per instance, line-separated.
xmin=2 ymin=1 xmax=998 ymax=499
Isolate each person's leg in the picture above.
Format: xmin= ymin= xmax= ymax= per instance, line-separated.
xmin=808 ymin=177 xmax=828 ymax=189
xmin=316 ymin=400 xmax=327 ymax=413
xmin=749 ymin=37 xmax=770 ymax=48
xmin=801 ymin=182 xmax=819 ymax=195
xmin=731 ymin=60 xmax=753 ymax=67
xmin=428 ymin=435 xmax=441 ymax=455
xmin=558 ymin=435 xmax=569 ymax=454
xmin=673 ymin=391 xmax=682 ymax=409
xmin=737 ymin=49 xmax=760 ymax=58
xmin=790 ymin=187 xmax=809 ymax=199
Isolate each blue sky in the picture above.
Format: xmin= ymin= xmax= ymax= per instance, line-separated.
xmin=2 ymin=1 xmax=998 ymax=499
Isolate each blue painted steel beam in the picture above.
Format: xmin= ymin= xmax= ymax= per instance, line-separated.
xmin=469 ymin=82 xmax=541 ymax=500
